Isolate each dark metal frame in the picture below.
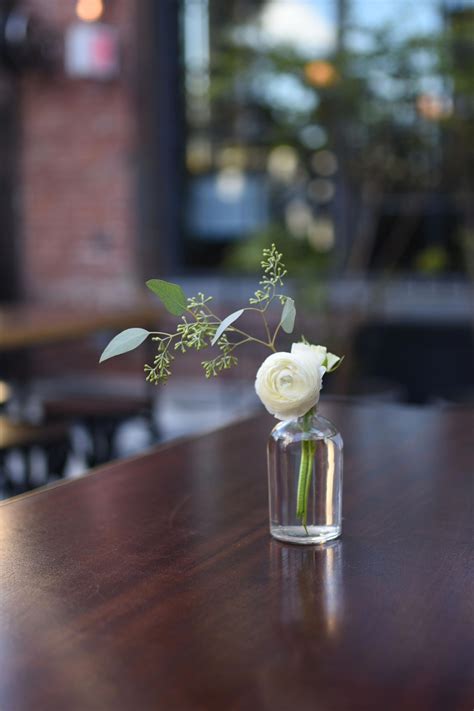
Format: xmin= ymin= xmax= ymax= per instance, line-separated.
xmin=0 ymin=1 xmax=20 ymax=301
xmin=136 ymin=0 xmax=185 ymax=277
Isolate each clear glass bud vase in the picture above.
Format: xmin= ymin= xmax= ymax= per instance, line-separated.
xmin=267 ymin=410 xmax=343 ymax=545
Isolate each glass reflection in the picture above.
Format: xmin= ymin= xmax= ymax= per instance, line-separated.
xmin=270 ymin=540 xmax=344 ymax=639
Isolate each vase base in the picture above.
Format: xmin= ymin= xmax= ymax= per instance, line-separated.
xmin=270 ymin=524 xmax=341 ymax=545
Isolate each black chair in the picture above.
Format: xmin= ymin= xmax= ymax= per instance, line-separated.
xmin=42 ymin=393 xmax=158 ymax=466
xmin=0 ymin=416 xmax=70 ymax=495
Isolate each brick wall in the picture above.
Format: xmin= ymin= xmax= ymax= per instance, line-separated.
xmin=19 ymin=0 xmax=141 ymax=306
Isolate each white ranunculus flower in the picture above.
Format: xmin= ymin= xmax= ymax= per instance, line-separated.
xmin=255 ymin=344 xmax=325 ymax=420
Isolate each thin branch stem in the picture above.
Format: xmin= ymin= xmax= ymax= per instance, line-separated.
xmin=270 ymin=321 xmax=282 ymax=349
xmin=227 ymin=326 xmax=274 ymax=350
xmin=226 ymin=337 xmax=253 ymax=353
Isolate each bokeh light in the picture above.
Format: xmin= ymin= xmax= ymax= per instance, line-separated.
xmin=307 ymin=178 xmax=335 ymax=204
xmin=267 ymin=145 xmax=299 ymax=183
xmin=285 ymin=199 xmax=313 ymax=238
xmin=307 ymin=218 xmax=335 ymax=252
xmin=416 ymin=94 xmax=452 ymax=121
xmin=311 ymin=150 xmax=338 ymax=177
xmin=75 ymin=0 xmax=104 ymax=23
xmin=304 ymin=60 xmax=338 ymax=87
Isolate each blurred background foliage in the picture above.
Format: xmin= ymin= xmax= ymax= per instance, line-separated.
xmin=182 ymin=0 xmax=474 ymax=278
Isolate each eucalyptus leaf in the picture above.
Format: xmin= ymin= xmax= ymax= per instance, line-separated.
xmin=280 ymin=297 xmax=296 ymax=334
xmin=146 ymin=279 xmax=187 ymax=316
xmin=211 ymin=309 xmax=244 ymax=346
xmin=99 ymin=328 xmax=150 ymax=363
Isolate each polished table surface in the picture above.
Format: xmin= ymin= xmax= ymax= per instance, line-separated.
xmin=0 ymin=301 xmax=159 ymax=351
xmin=1 ymin=402 xmax=473 ymax=710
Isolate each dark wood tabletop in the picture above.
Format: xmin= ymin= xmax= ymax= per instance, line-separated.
xmin=1 ymin=401 xmax=473 ymax=711
xmin=0 ymin=301 xmax=160 ymax=351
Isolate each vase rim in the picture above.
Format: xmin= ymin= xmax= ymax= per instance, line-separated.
xmin=270 ymin=410 xmax=341 ymax=441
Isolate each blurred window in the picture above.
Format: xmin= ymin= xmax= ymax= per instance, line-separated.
xmin=179 ymin=0 xmax=474 ymax=276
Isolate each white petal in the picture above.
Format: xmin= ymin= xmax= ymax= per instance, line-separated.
xmin=325 ymin=352 xmax=340 ymax=370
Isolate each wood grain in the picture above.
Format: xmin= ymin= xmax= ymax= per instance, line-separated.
xmin=0 ymin=401 xmax=473 ymax=710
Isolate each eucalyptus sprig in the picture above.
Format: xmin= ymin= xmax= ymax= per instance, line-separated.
xmin=99 ymin=244 xmax=296 ymax=384
xmin=100 ymin=244 xmax=345 ymax=535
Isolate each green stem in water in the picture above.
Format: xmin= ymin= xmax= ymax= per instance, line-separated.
xmin=296 ymin=409 xmax=316 ymax=534
xmin=296 ymin=440 xmax=309 ymax=520
xmin=302 ymin=440 xmax=316 ymax=530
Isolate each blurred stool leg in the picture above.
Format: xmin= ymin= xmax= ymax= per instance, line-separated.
xmin=45 ymin=439 xmax=70 ymax=481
